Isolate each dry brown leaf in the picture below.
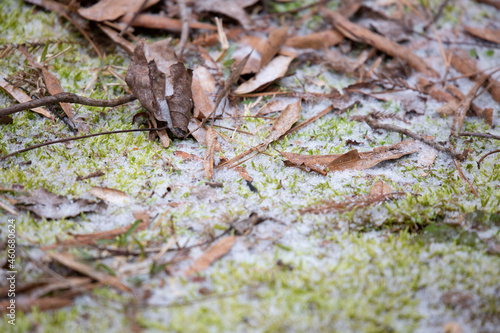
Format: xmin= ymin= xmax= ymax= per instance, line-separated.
xmin=19 ymin=46 xmax=75 ymax=120
xmin=0 ymin=77 xmax=53 ymax=119
xmin=219 ymin=156 xmax=253 ymax=181
xmin=449 ymin=49 xmax=500 ymax=104
xmin=126 ymin=39 xmax=193 ymax=137
xmin=188 ymin=118 xmax=209 ymax=145
xmin=464 ymin=26 xmax=500 ymax=44
xmin=192 ymin=66 xmax=216 ymax=119
xmin=204 ymin=127 xmax=217 ymax=179
xmin=174 ymin=150 xmax=203 ymax=161
xmin=285 ymin=30 xmax=344 ymax=49
xmin=266 ymin=98 xmax=302 ymax=143
xmin=256 ymin=98 xmax=298 ymax=116
xmin=235 ymin=55 xmax=294 ymax=94
xmin=325 ymin=9 xmax=439 ymax=77
xmin=49 ymin=252 xmax=132 ymax=293
xmin=78 ymin=0 xmax=159 ymax=22
xmin=419 ymin=145 xmax=438 ymax=177
xmin=327 ymin=140 xmax=421 ymax=171
xmin=281 ymin=140 xmax=420 ymax=175
xmin=89 ymin=187 xmax=131 ymax=206
xmin=196 ymin=0 xmax=258 ymax=30
xmin=16 ymin=188 xmax=106 ymax=219
xmin=258 ymin=26 xmax=289 ymax=70
xmin=184 ymin=236 xmax=236 ymax=276
xmin=369 ymin=180 xmax=392 ymax=196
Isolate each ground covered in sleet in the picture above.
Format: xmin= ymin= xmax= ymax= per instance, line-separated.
xmin=1 ymin=0 xmax=500 ymax=332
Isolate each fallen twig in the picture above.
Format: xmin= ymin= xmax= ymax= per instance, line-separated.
xmin=0 ymin=93 xmax=137 ymax=118
xmin=459 ymin=132 xmax=500 ymax=141
xmin=477 ymin=149 xmax=500 ymax=169
xmin=364 ymin=115 xmax=466 ymax=161
xmin=177 ymin=0 xmax=190 ymax=59
xmin=0 ymin=126 xmax=167 ymax=161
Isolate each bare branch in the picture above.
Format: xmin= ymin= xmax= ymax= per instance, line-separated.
xmin=0 ymin=93 xmax=137 ymax=118
xmin=365 ymin=115 xmax=466 ymax=161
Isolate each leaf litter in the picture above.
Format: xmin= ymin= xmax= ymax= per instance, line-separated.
xmin=1 ymin=0 xmax=500 ymax=329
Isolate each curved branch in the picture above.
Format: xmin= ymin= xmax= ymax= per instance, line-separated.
xmin=0 ymin=93 xmax=137 ymax=118
xmin=0 ymin=126 xmax=167 ymax=161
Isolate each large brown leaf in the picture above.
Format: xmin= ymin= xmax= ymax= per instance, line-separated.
xmin=281 ymin=140 xmax=421 ymax=174
xmin=125 ymin=40 xmax=193 ymax=137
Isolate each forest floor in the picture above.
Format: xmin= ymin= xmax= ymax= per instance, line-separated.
xmin=1 ymin=0 xmax=500 ymax=332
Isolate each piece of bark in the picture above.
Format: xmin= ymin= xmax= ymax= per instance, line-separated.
xmin=204 ymin=127 xmax=217 ymax=179
xmin=449 ymin=48 xmax=500 ymax=104
xmin=325 ymin=9 xmax=439 ymax=77
xmin=78 ymin=0 xmax=160 ymax=22
xmin=183 ymin=236 xmax=236 ymax=276
xmin=0 ymin=77 xmax=53 ymax=119
xmin=119 ymin=13 xmax=217 ymax=32
xmin=285 ymin=30 xmax=344 ymax=49
xmin=49 ymin=252 xmax=132 ymax=293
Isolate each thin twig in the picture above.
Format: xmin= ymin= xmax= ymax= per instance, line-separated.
xmin=364 ymin=115 xmax=466 ymax=161
xmin=477 ymin=149 xmax=500 ymax=169
xmin=459 ymin=132 xmax=500 ymax=141
xmin=0 ymin=126 xmax=167 ymax=161
xmin=453 ymin=159 xmax=479 ymax=197
xmin=0 ymin=93 xmax=137 ymax=118
xmin=177 ymin=0 xmax=190 ymax=59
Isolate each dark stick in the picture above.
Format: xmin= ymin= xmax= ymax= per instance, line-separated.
xmin=477 ymin=149 xmax=500 ymax=169
xmin=365 ymin=115 xmax=466 ymax=161
xmin=459 ymin=132 xmax=500 ymax=141
xmin=0 ymin=126 xmax=167 ymax=161
xmin=0 ymin=93 xmax=137 ymax=118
